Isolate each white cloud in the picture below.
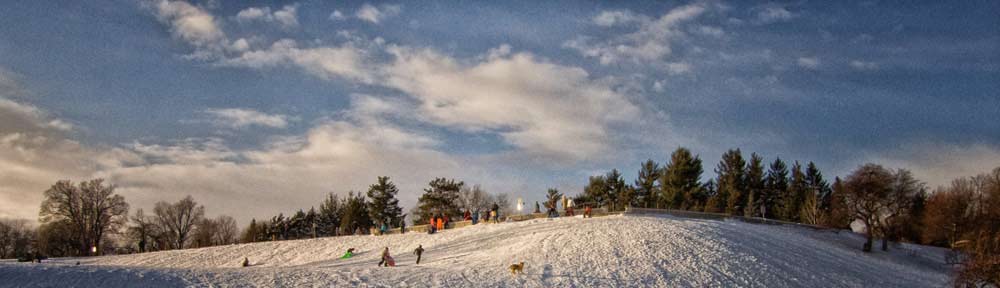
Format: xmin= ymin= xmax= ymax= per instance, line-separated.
xmin=849 ymin=60 xmax=878 ymax=70
xmin=664 ymin=62 xmax=692 ymax=75
xmin=756 ymin=6 xmax=796 ymax=24
xmin=235 ymin=5 xmax=299 ymax=29
xmin=593 ymin=10 xmax=641 ymax=27
xmin=691 ymin=25 xmax=724 ymax=37
xmin=797 ymin=57 xmax=820 ymax=69
xmin=867 ymin=143 xmax=1000 ymax=188
xmin=201 ymin=108 xmax=290 ymax=129
xmin=565 ymin=3 xmax=709 ymax=66
xmin=329 ymin=10 xmax=346 ymax=21
xmin=356 ymin=3 xmax=401 ymax=24
xmin=151 ymin=0 xmax=227 ymax=57
xmin=222 ymin=39 xmax=374 ymax=83
xmin=0 ymin=75 xmax=139 ymax=220
xmin=382 ymin=46 xmax=640 ymax=161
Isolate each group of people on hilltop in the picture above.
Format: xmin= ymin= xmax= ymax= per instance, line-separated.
xmin=428 ymin=202 xmax=504 ymax=233
xmin=428 ymin=213 xmax=450 ymax=234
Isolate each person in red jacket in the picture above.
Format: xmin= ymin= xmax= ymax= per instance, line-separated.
xmin=463 ymin=210 xmax=471 ymax=221
xmin=584 ymin=205 xmax=593 ymax=218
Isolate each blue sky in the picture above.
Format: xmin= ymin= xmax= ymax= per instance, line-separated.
xmin=1 ymin=0 xmax=997 ymax=223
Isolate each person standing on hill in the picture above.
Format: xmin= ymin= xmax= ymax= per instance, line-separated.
xmin=413 ymin=245 xmax=424 ymax=264
xmin=491 ymin=203 xmax=500 ymax=223
xmin=378 ymin=247 xmax=390 ymax=267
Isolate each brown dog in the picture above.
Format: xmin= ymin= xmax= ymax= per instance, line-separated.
xmin=508 ymin=262 xmax=525 ymax=276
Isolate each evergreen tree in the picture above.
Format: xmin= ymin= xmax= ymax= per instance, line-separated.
xmin=824 ymin=177 xmax=851 ymax=228
xmin=366 ymin=176 xmax=403 ymax=228
xmin=660 ymin=148 xmax=703 ymax=210
xmin=802 ymin=162 xmax=831 ymax=224
xmin=289 ymin=209 xmax=307 ymax=239
xmin=241 ymin=219 xmax=258 ymax=243
xmin=411 ymin=178 xmax=463 ymax=224
xmin=702 ymin=180 xmax=720 ymax=212
xmin=305 ymin=208 xmax=318 ymax=238
xmin=718 ymin=149 xmax=748 ymax=215
xmin=580 ymin=175 xmax=608 ymax=208
xmin=339 ymin=191 xmax=372 ymax=235
xmin=605 ymin=169 xmax=627 ymax=211
xmin=634 ymin=160 xmax=660 ymax=208
xmin=783 ymin=162 xmax=808 ymax=222
xmin=744 ymin=153 xmax=766 ymax=217
xmin=762 ymin=157 xmax=789 ymax=219
xmin=318 ymin=193 xmax=342 ymax=236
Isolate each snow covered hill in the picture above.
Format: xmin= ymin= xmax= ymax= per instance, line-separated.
xmin=0 ymin=215 xmax=953 ymax=287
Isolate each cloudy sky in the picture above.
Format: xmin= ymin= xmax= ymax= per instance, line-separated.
xmin=1 ymin=0 xmax=997 ymax=223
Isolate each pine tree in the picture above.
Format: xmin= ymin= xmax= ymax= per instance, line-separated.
xmin=305 ymin=208 xmax=318 ymax=238
xmin=634 ymin=160 xmax=660 ymax=208
xmin=339 ymin=191 xmax=372 ymax=235
xmin=605 ymin=169 xmax=627 ymax=211
xmin=580 ymin=175 xmax=608 ymax=208
xmin=318 ymin=193 xmax=342 ymax=236
xmin=289 ymin=209 xmax=307 ymax=239
xmin=824 ymin=177 xmax=851 ymax=228
xmin=367 ymin=176 xmax=403 ymax=228
xmin=702 ymin=180 xmax=720 ymax=212
xmin=762 ymin=157 xmax=788 ymax=219
xmin=802 ymin=162 xmax=830 ymax=225
xmin=411 ymin=178 xmax=464 ymax=224
xmin=241 ymin=219 xmax=258 ymax=243
xmin=660 ymin=148 xmax=703 ymax=210
xmin=744 ymin=153 xmax=766 ymax=217
xmin=718 ymin=149 xmax=748 ymax=215
xmin=783 ymin=162 xmax=807 ymax=222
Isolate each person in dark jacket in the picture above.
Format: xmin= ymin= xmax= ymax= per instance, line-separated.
xmin=491 ymin=203 xmax=500 ymax=223
xmin=413 ymin=244 xmax=424 ymax=264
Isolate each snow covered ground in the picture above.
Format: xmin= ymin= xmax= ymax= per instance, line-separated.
xmin=0 ymin=215 xmax=953 ymax=287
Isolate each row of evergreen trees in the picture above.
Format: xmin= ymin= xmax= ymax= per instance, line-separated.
xmin=577 ymin=147 xmax=834 ymax=224
xmin=242 ymin=176 xmax=404 ymax=242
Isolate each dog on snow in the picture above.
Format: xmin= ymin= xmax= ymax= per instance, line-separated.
xmin=508 ymin=262 xmax=525 ymax=276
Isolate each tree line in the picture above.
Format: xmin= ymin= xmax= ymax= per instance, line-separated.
xmin=566 ymin=147 xmax=997 ymax=287
xmin=0 ymin=151 xmax=995 ymax=286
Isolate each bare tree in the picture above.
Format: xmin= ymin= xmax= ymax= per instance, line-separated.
xmin=39 ymin=179 xmax=129 ymax=256
xmin=843 ymin=164 xmax=893 ymax=252
xmin=879 ymin=168 xmax=924 ymax=251
xmin=459 ymin=184 xmax=490 ymax=213
xmin=154 ymin=195 xmax=204 ymax=249
xmin=214 ymin=216 xmax=238 ymax=245
xmin=191 ymin=218 xmax=218 ymax=248
xmin=127 ymin=209 xmax=160 ymax=253
xmin=0 ymin=219 xmax=33 ymax=259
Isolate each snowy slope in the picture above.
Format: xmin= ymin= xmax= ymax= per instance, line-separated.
xmin=0 ymin=215 xmax=953 ymax=287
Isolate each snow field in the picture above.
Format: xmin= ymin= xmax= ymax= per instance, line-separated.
xmin=0 ymin=215 xmax=952 ymax=287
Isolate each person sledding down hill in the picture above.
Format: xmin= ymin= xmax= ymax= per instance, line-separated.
xmin=341 ymin=248 xmax=356 ymax=259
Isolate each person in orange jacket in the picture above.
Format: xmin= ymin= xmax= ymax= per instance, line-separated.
xmin=428 ymin=217 xmax=436 ymax=234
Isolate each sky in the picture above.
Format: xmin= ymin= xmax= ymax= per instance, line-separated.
xmin=1 ymin=0 xmax=998 ymax=224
